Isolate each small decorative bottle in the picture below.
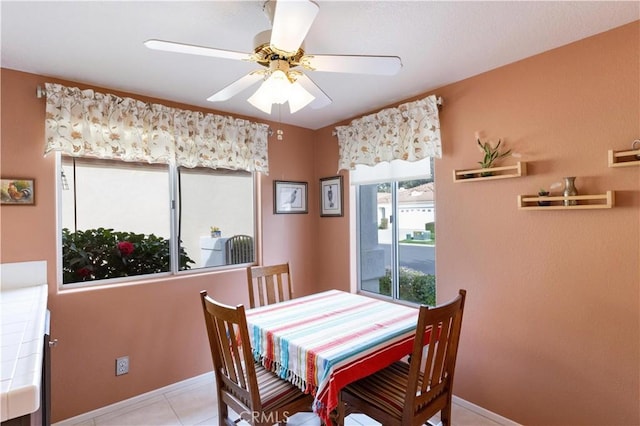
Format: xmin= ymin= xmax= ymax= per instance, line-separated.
xmin=563 ymin=177 xmax=578 ymax=206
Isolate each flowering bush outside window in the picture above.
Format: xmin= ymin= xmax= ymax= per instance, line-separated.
xmin=62 ymin=228 xmax=194 ymax=284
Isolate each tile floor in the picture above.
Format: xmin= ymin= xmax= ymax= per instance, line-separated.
xmin=53 ymin=373 xmax=503 ymax=426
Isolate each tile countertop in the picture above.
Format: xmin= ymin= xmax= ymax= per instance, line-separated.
xmin=0 ymin=261 xmax=48 ymax=422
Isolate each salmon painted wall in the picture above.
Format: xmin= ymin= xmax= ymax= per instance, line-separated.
xmin=260 ymin=125 xmax=320 ymax=298
xmin=314 ymin=22 xmax=640 ymax=425
xmin=312 ymin=126 xmax=351 ymax=293
xmin=0 ymin=70 xmax=316 ymax=421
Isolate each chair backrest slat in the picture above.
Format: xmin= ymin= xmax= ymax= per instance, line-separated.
xmin=431 ymin=317 xmax=452 ymax=385
xmin=214 ymin=318 xmax=239 ymax=384
xmin=246 ymin=263 xmax=294 ymax=308
xmin=265 ymin=274 xmax=277 ymax=305
xmin=276 ymin=274 xmax=285 ymax=302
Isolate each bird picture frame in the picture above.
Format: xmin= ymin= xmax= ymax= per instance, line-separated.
xmin=320 ymin=176 xmax=343 ymax=217
xmin=1 ymin=178 xmax=35 ymax=205
xmin=274 ymin=180 xmax=308 ymax=214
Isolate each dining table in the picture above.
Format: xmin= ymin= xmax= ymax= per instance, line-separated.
xmin=244 ymin=289 xmax=420 ymax=425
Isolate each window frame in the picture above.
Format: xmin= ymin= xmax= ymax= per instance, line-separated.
xmin=354 ymin=164 xmax=435 ymax=306
xmin=56 ymin=153 xmax=259 ymax=289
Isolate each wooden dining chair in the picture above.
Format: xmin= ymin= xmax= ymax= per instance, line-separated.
xmin=225 ymin=234 xmax=254 ymax=265
xmin=246 ymin=263 xmax=294 ymax=308
xmin=199 ymin=291 xmax=313 ymax=426
xmin=338 ymin=289 xmax=467 ymax=426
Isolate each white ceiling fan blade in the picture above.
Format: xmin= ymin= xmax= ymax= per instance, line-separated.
xmin=144 ymin=39 xmax=252 ymax=62
xmin=270 ymin=0 xmax=319 ymax=55
xmin=207 ymin=73 xmax=264 ymax=102
xmin=295 ymin=74 xmax=332 ymax=109
xmin=301 ymin=54 xmax=402 ymax=76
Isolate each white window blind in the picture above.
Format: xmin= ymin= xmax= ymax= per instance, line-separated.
xmin=350 ymin=157 xmax=432 ymax=185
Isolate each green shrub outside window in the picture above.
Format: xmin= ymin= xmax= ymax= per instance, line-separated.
xmin=379 ymin=267 xmax=436 ymax=306
xmin=62 ymin=228 xmax=194 ymax=284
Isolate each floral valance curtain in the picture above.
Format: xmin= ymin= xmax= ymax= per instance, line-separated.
xmin=44 ymin=83 xmax=269 ymax=173
xmin=334 ymin=94 xmax=442 ymax=171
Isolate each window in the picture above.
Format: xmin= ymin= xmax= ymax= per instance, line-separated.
xmin=354 ymin=158 xmax=435 ymax=305
xmin=59 ymin=156 xmax=255 ymax=286
xmin=178 ymin=167 xmax=255 ymax=270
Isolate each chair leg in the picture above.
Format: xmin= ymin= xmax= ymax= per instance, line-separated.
xmin=330 ymin=392 xmax=346 ymax=426
xmin=218 ymin=402 xmax=227 ymax=426
xmin=218 ymin=402 xmax=236 ymax=426
xmin=440 ymin=405 xmax=452 ymax=426
xmin=334 ymin=403 xmax=345 ymax=426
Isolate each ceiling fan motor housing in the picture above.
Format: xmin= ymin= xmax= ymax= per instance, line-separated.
xmin=253 ymin=30 xmax=305 ymax=69
xmin=269 ymin=59 xmax=291 ymax=79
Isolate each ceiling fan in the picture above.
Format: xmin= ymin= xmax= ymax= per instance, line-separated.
xmin=144 ymin=0 xmax=402 ymax=114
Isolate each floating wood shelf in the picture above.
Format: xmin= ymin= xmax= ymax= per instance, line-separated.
xmin=518 ymin=191 xmax=615 ymax=210
xmin=453 ymin=162 xmax=526 ymax=182
xmin=608 ymin=149 xmax=640 ymax=167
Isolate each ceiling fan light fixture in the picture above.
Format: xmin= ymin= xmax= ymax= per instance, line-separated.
xmin=288 ymin=81 xmax=315 ymax=113
xmin=265 ymin=69 xmax=291 ymax=104
xmin=247 ymin=84 xmax=274 ymax=114
xmin=247 ymin=69 xmax=292 ymax=113
xmin=247 ymin=70 xmax=315 ymax=115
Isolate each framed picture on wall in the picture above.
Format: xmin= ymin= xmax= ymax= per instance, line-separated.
xmin=274 ymin=180 xmax=308 ymax=214
xmin=320 ymin=176 xmax=343 ymax=217
xmin=1 ymin=178 xmax=35 ymax=205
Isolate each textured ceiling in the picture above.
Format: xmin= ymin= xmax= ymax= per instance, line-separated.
xmin=2 ymin=1 xmax=638 ymax=129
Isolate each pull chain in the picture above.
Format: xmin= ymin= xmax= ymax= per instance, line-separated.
xmin=277 ymin=104 xmax=284 ymax=140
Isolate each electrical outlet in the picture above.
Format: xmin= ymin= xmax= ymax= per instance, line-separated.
xmin=115 ymin=356 xmax=129 ymax=376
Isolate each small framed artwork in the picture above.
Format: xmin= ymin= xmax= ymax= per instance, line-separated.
xmin=274 ymin=180 xmax=308 ymax=214
xmin=320 ymin=175 xmax=343 ymax=217
xmin=1 ymin=178 xmax=35 ymax=205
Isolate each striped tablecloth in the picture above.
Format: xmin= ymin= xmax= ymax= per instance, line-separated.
xmin=245 ymin=289 xmax=419 ymax=424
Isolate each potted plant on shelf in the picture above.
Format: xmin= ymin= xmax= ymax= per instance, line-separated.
xmin=210 ymin=226 xmax=221 ymax=238
xmin=537 ymin=182 xmax=562 ymax=206
xmin=537 ymin=188 xmax=551 ymax=206
xmin=477 ymin=137 xmax=511 ymax=176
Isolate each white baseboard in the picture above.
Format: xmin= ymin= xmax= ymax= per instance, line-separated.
xmin=54 ymin=372 xmax=520 ymax=426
